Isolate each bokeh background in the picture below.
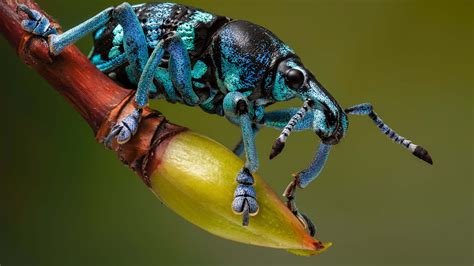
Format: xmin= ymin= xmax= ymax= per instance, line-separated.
xmin=1 ymin=0 xmax=472 ymax=265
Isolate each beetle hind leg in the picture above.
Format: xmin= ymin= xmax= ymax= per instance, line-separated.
xmin=224 ymin=92 xmax=260 ymax=226
xmin=260 ymin=108 xmax=334 ymax=236
xmin=18 ymin=4 xmax=113 ymax=55
xmin=103 ymin=109 xmax=142 ymax=147
xmin=18 ymin=4 xmax=57 ymax=37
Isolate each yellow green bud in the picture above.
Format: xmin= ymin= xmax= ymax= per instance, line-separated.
xmin=148 ymin=131 xmax=331 ymax=256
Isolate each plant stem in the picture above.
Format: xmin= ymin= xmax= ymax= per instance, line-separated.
xmin=0 ymin=0 xmax=187 ymax=183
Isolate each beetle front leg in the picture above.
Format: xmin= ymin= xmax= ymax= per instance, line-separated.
xmin=287 ymin=143 xmax=331 ymax=236
xmin=223 ymin=92 xmax=259 ymax=226
xmin=232 ymin=124 xmax=259 ymax=157
xmin=260 ymin=108 xmax=331 ymax=236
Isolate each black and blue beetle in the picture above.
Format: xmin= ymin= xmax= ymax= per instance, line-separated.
xmin=19 ymin=2 xmax=432 ymax=235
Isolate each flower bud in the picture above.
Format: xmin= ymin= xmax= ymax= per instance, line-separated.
xmin=148 ymin=131 xmax=331 ymax=256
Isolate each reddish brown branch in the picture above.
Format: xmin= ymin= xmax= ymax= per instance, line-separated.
xmin=0 ymin=0 xmax=187 ymax=183
xmin=1 ymin=0 xmax=131 ymax=132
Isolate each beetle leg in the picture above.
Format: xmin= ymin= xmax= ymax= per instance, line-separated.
xmin=262 ymin=108 xmax=332 ymax=190
xmin=283 ymin=143 xmax=331 ymax=237
xmin=107 ymin=29 xmax=203 ymax=146
xmin=164 ymin=34 xmax=200 ymax=106
xmin=103 ymin=31 xmax=166 ymax=147
xmin=154 ymin=67 xmax=181 ymax=103
xmin=283 ymin=179 xmax=316 ymax=236
xmin=18 ymin=4 xmax=113 ymax=55
xmin=103 ymin=109 xmax=142 ymax=146
xmin=112 ymin=3 xmax=150 ymax=87
xmin=223 ymin=92 xmax=260 ymax=226
xmin=232 ymin=124 xmax=259 ymax=157
xmin=259 ymin=108 xmax=331 ymax=236
xmin=18 ymin=4 xmax=57 ymax=37
xmin=103 ymin=3 xmax=169 ymax=147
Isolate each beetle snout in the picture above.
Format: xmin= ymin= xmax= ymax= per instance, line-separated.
xmin=312 ymin=107 xmax=348 ymax=146
xmin=319 ymin=127 xmax=343 ymax=145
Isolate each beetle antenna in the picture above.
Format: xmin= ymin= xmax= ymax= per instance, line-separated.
xmin=270 ymin=100 xmax=313 ymax=159
xmin=345 ymin=104 xmax=433 ymax=165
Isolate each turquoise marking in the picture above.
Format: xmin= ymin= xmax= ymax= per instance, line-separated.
xmin=112 ymin=25 xmax=124 ymax=46
xmin=192 ymin=60 xmax=208 ymax=79
xmin=108 ymin=46 xmax=122 ymax=59
xmin=107 ymin=25 xmax=124 ymax=59
xmin=94 ymin=26 xmax=106 ymax=40
xmin=176 ymin=11 xmax=214 ymax=51
xmin=192 ymin=10 xmax=215 ymax=22
xmin=91 ymin=53 xmax=104 ymax=65
xmin=141 ymin=3 xmax=174 ymax=48
xmin=193 ymin=81 xmax=205 ymax=88
xmin=255 ymin=105 xmax=265 ymax=122
xmin=272 ymin=68 xmax=296 ymax=101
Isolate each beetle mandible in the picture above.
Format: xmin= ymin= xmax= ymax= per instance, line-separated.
xmin=18 ymin=2 xmax=433 ymax=236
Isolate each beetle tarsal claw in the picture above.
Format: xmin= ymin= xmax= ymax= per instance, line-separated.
xmin=232 ymin=199 xmax=254 ymax=226
xmin=102 ymin=109 xmax=142 ymax=148
xmin=283 ymin=178 xmax=317 ymax=236
xmin=299 ymin=212 xmax=316 ymax=236
xmin=242 ymin=200 xmax=250 ymax=226
xmin=294 ymin=212 xmax=308 ymax=228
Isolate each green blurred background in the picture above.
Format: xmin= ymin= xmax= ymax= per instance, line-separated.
xmin=1 ymin=0 xmax=472 ymax=265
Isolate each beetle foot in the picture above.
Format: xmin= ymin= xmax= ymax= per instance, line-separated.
xmin=232 ymin=168 xmax=259 ymax=226
xmin=103 ymin=108 xmax=142 ymax=148
xmin=18 ymin=4 xmax=57 ymax=37
xmin=283 ymin=177 xmax=317 ymax=236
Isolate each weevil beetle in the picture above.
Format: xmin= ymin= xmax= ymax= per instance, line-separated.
xmin=19 ymin=2 xmax=433 ymax=235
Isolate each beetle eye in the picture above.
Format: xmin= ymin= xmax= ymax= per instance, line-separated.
xmin=285 ymin=69 xmax=305 ymax=89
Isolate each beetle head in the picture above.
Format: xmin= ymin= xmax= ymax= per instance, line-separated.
xmin=271 ymin=58 xmax=348 ymax=145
